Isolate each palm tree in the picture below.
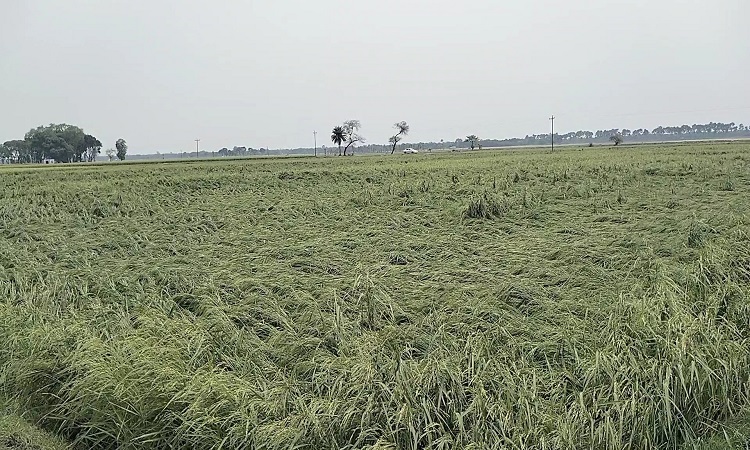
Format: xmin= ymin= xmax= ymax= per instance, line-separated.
xmin=331 ymin=126 xmax=345 ymax=156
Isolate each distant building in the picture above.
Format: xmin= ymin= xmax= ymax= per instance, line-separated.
xmin=43 ymin=158 xmax=55 ymax=164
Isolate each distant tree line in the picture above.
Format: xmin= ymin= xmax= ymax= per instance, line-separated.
xmin=202 ymin=120 xmax=750 ymax=157
xmin=348 ymin=120 xmax=750 ymax=154
xmin=206 ymin=119 xmax=749 ymax=157
xmin=215 ymin=147 xmax=269 ymax=157
xmin=4 ymin=120 xmax=748 ymax=163
xmin=0 ymin=124 xmax=127 ymax=164
xmin=540 ymin=121 xmax=748 ymax=145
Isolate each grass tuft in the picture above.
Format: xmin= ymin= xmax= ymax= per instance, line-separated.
xmin=687 ymin=220 xmax=715 ymax=248
xmin=464 ymin=193 xmax=505 ymax=219
xmin=721 ymin=178 xmax=735 ymax=191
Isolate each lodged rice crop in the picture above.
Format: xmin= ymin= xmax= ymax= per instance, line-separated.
xmin=1 ymin=142 xmax=749 ymax=449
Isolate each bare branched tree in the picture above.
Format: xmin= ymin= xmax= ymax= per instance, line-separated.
xmin=342 ymin=120 xmax=364 ymax=156
xmin=389 ymin=135 xmax=401 ymax=154
xmin=390 ymin=121 xmax=410 ymax=154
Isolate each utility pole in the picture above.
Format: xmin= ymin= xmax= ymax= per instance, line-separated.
xmin=195 ymin=139 xmax=200 ymax=159
xmin=313 ymin=131 xmax=317 ymax=157
xmin=549 ymin=116 xmax=555 ymax=152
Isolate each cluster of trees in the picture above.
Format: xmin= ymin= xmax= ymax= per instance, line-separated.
xmin=1 ymin=124 xmax=127 ymax=164
xmin=216 ymin=146 xmax=268 ymax=157
xmin=529 ymin=122 xmax=748 ymax=145
xmin=328 ymin=120 xmax=423 ymax=156
xmin=330 ymin=120 xmax=365 ymax=156
xmin=649 ymin=122 xmax=746 ymax=135
xmin=323 ymin=120 xmax=490 ymax=155
xmin=328 ymin=121 xmax=481 ymax=156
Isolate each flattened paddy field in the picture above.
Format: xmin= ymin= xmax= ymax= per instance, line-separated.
xmin=1 ymin=142 xmax=750 ymax=449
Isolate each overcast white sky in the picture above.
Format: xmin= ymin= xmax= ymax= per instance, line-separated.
xmin=1 ymin=0 xmax=748 ymax=153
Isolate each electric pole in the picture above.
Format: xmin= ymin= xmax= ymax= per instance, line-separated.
xmin=313 ymin=131 xmax=317 ymax=157
xmin=195 ymin=139 xmax=200 ymax=159
xmin=549 ymin=116 xmax=555 ymax=152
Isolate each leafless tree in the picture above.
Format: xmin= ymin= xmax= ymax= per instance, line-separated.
xmin=390 ymin=121 xmax=410 ymax=154
xmin=342 ymin=120 xmax=364 ymax=156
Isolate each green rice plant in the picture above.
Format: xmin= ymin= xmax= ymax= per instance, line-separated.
xmin=0 ymin=412 xmax=69 ymax=450
xmin=463 ymin=193 xmax=506 ymax=220
xmin=687 ymin=220 xmax=714 ymax=249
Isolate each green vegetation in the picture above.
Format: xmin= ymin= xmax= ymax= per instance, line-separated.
xmin=0 ymin=124 xmax=103 ymax=164
xmin=1 ymin=142 xmax=749 ymax=449
xmin=465 ymin=135 xmax=481 ymax=150
xmin=610 ymin=134 xmax=624 ymax=146
xmin=115 ymin=139 xmax=128 ymax=161
xmin=689 ymin=409 xmax=750 ymax=450
xmin=1 ymin=399 xmax=68 ymax=450
xmin=331 ymin=126 xmax=346 ymax=157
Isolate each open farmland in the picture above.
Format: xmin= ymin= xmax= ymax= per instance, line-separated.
xmin=1 ymin=142 xmax=750 ymax=449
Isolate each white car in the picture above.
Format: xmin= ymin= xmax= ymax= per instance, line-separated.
xmin=403 ymin=148 xmax=418 ymax=154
